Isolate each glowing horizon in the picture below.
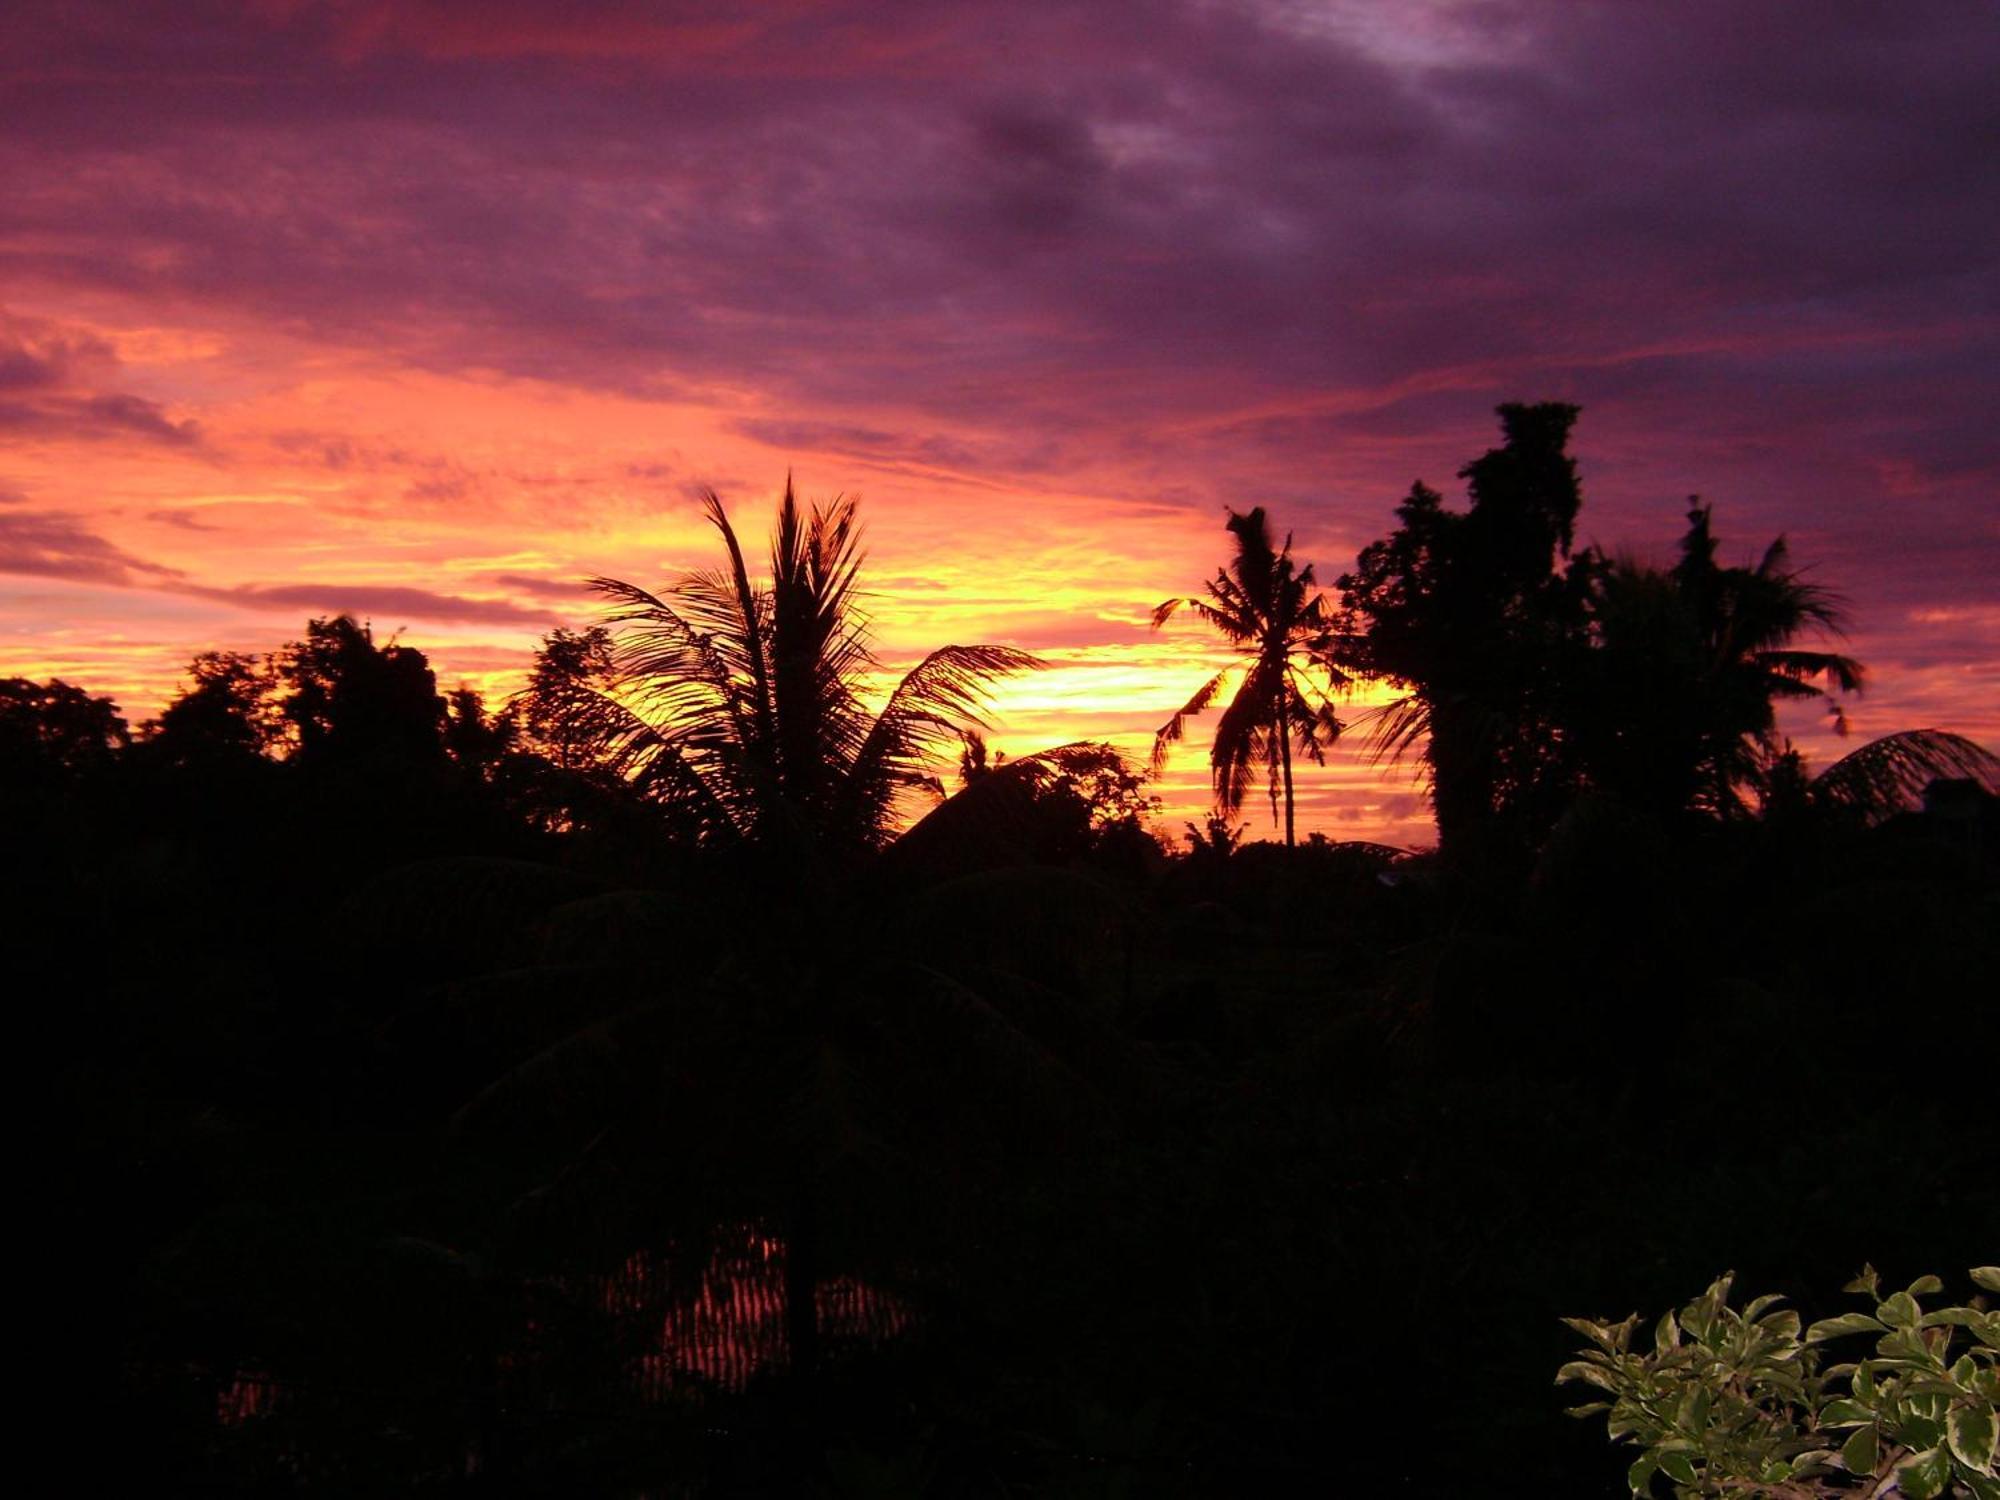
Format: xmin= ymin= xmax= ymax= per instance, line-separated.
xmin=4 ymin=2 xmax=1995 ymax=845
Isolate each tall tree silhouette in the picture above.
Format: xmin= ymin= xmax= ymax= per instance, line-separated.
xmin=1579 ymin=503 xmax=1866 ymax=821
xmin=1152 ymin=507 xmax=1345 ymax=847
xmin=588 ymin=479 xmax=1039 ymax=855
xmin=1337 ymin=404 xmax=1591 ymax=859
xmin=1665 ymin=501 xmax=1865 ymax=816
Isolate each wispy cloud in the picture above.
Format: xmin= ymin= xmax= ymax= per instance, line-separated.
xmin=0 ymin=313 xmax=203 ymax=447
xmin=0 ymin=506 xmax=186 ymax=586
xmin=1 ymin=0 xmax=1994 ymax=838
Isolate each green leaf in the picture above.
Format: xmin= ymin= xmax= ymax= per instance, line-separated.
xmin=1903 ymin=1415 xmax=1946 ymax=1452
xmin=1626 ymin=1454 xmax=1658 ymax=1494
xmin=1964 ymin=1472 xmax=2000 ymax=1500
xmin=1880 ymin=1327 xmax=1937 ymax=1364
xmin=1807 ymin=1311 xmax=1887 ymax=1343
xmin=1895 ymin=1446 xmax=1951 ymax=1500
xmin=1841 ymin=1424 xmax=1879 ymax=1476
xmin=1566 ymin=1402 xmax=1610 ymax=1419
xmin=1820 ymin=1398 xmax=1875 ymax=1427
xmin=1907 ymin=1274 xmax=1945 ymax=1297
xmin=1758 ymin=1308 xmax=1802 ymax=1341
xmin=1561 ymin=1315 xmax=1613 ymax=1347
xmin=1846 ymin=1264 xmax=1882 ymax=1298
xmin=1925 ymin=1307 xmax=1991 ymax=1329
xmin=1906 ymin=1377 xmax=1967 ymax=1398
xmin=1557 ymin=1362 xmax=1620 ymax=1392
xmin=1657 ymin=1449 xmax=1698 ymax=1485
xmin=1678 ymin=1385 xmax=1711 ymax=1433
xmin=1950 ymin=1402 xmax=1998 ymax=1474
xmin=1880 ymin=1292 xmax=1922 ymax=1329
xmin=1655 ymin=1309 xmax=1680 ymax=1353
xmin=1971 ymin=1268 xmax=2000 ymax=1294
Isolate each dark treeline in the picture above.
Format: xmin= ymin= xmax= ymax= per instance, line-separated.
xmin=20 ymin=409 xmax=1998 ymax=1495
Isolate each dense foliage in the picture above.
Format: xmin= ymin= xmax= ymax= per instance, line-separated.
xmin=21 ymin=438 xmax=1998 ymax=1494
xmin=1561 ymin=1267 xmax=2000 ymax=1497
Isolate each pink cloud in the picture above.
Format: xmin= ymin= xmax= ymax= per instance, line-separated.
xmin=1 ymin=0 xmax=1994 ymax=838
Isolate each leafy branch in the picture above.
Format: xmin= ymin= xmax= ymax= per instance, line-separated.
xmin=1560 ymin=1267 xmax=2000 ymax=1498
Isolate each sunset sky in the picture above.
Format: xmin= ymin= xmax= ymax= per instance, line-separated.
xmin=4 ymin=0 xmax=1995 ymax=844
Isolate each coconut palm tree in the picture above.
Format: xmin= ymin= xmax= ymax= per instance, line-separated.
xmin=1579 ymin=503 xmax=1867 ymax=821
xmin=583 ymin=479 xmax=1040 ymax=856
xmin=1667 ymin=502 xmax=1867 ymax=814
xmin=442 ymin=481 xmax=1095 ymax=1379
xmin=1152 ymin=507 xmax=1347 ymax=846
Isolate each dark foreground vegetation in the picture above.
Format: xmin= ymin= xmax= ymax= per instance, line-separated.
xmin=17 ymin=409 xmax=1998 ymax=1495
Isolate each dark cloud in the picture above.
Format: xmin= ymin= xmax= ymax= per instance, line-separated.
xmin=0 ymin=506 xmax=186 ymax=586
xmin=179 ymin=581 xmax=557 ymax=627
xmin=403 ymin=470 xmax=476 ymax=503
xmin=730 ymin=418 xmax=987 ymax=473
xmin=9 ymin=1 xmax=1991 ymax=427
xmin=146 ymin=507 xmax=221 ymax=531
xmin=491 ymin=572 xmax=592 ymax=601
xmin=0 ymin=0 xmax=1993 ymax=699
xmin=0 ymin=315 xmax=203 ymax=446
xmin=0 ymin=393 xmax=201 ymax=446
xmin=0 ymin=503 xmax=551 ymax=625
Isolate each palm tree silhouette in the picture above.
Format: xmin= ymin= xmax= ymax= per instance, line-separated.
xmin=1151 ymin=507 xmax=1346 ymax=846
xmin=1671 ymin=502 xmax=1868 ymax=811
xmin=450 ymin=481 xmax=1075 ymax=1377
xmin=1583 ymin=502 xmax=1867 ymax=820
xmin=585 ymin=479 xmax=1040 ymax=855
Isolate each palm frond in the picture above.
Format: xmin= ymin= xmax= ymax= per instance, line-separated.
xmin=700 ymin=489 xmax=778 ymax=753
xmin=1755 ymin=648 xmax=1866 ymax=696
xmin=1807 ymin=729 xmax=2000 ymax=822
xmin=1285 ymin=682 xmax=1343 ymax=764
xmin=842 ymin=644 xmax=1043 ymax=842
xmin=1353 ymin=693 xmax=1431 ymax=769
xmin=1150 ymin=668 xmax=1231 ymax=777
xmin=1209 ymin=658 xmax=1283 ymax=817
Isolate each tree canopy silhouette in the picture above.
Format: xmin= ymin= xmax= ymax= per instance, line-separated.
xmin=0 ymin=676 xmax=128 ymax=780
xmin=139 ymin=651 xmax=277 ymax=766
xmin=1152 ymin=506 xmax=1346 ymax=847
xmin=1336 ymin=402 xmax=1591 ymax=860
xmin=586 ymin=479 xmax=1041 ymax=856
xmin=276 ymin=615 xmax=447 ymax=769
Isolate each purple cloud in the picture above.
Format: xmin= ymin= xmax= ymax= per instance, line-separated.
xmin=0 ymin=315 xmax=203 ymax=446
xmin=0 ymin=506 xmax=186 ymax=586
xmin=0 ymin=0 xmax=1993 ymax=758
xmin=179 ymin=582 xmax=557 ymax=627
